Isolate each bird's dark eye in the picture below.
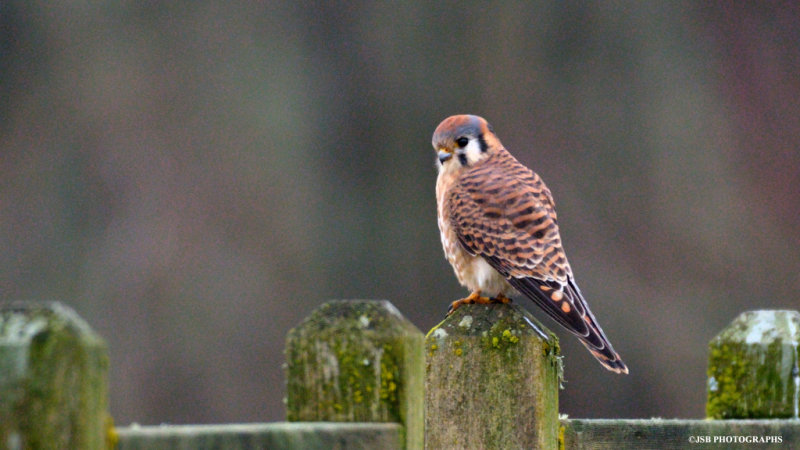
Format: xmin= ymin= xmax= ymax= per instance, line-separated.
xmin=456 ymin=137 xmax=469 ymax=148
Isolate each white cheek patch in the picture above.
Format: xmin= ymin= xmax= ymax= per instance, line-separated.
xmin=461 ymin=138 xmax=486 ymax=165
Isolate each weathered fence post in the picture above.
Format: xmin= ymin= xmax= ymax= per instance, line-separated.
xmin=425 ymin=303 xmax=561 ymax=450
xmin=707 ymin=309 xmax=800 ymax=419
xmin=0 ymin=302 xmax=111 ymax=450
xmin=285 ymin=300 xmax=424 ymax=449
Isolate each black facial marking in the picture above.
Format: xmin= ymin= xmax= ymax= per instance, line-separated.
xmin=477 ymin=133 xmax=488 ymax=152
xmin=458 ymin=153 xmax=468 ymax=166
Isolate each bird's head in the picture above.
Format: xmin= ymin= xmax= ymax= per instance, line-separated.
xmin=432 ymin=114 xmax=501 ymax=172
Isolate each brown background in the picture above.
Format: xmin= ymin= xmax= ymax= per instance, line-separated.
xmin=2 ymin=2 xmax=798 ymax=424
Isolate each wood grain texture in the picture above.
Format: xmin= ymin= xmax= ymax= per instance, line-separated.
xmin=424 ymin=303 xmax=561 ymax=450
xmin=561 ymin=418 xmax=800 ymax=449
xmin=285 ymin=300 xmax=424 ymax=449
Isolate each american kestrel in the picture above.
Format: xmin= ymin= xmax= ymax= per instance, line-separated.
xmin=433 ymin=114 xmax=628 ymax=374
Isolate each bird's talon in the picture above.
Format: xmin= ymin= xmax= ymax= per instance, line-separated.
xmin=447 ymin=291 xmax=484 ymax=316
xmin=447 ymin=291 xmax=508 ymax=316
xmin=489 ymin=294 xmax=512 ymax=305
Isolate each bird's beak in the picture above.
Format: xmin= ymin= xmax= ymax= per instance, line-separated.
xmin=438 ymin=149 xmax=453 ymax=164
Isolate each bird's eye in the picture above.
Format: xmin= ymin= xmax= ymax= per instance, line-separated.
xmin=456 ymin=137 xmax=469 ymax=148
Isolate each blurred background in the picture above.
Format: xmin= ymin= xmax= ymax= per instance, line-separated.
xmin=2 ymin=1 xmax=798 ymax=425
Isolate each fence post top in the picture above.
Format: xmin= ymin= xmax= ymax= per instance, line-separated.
xmin=712 ymin=309 xmax=800 ymax=345
xmin=707 ymin=309 xmax=800 ymax=419
xmin=0 ymin=301 xmax=103 ymax=344
xmin=288 ymin=300 xmax=421 ymax=337
xmin=426 ymin=302 xmax=556 ymax=342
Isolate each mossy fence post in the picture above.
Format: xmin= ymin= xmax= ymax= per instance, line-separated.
xmin=560 ymin=308 xmax=800 ymax=448
xmin=0 ymin=302 xmax=111 ymax=450
xmin=707 ymin=309 xmax=800 ymax=419
xmin=425 ymin=303 xmax=561 ymax=450
xmin=285 ymin=300 xmax=424 ymax=450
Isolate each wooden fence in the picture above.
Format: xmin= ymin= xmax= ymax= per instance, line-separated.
xmin=1 ymin=300 xmax=798 ymax=449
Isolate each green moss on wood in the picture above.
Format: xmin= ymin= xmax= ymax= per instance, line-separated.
xmin=0 ymin=302 xmax=110 ymax=449
xmin=284 ymin=300 xmax=424 ymax=450
xmin=425 ymin=303 xmax=561 ymax=449
xmin=707 ymin=310 xmax=800 ymax=419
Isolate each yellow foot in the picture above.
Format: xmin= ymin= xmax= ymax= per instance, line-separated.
xmin=448 ymin=291 xmax=488 ymax=315
xmin=448 ymin=291 xmax=512 ymax=315
xmin=490 ymin=293 xmax=512 ymax=305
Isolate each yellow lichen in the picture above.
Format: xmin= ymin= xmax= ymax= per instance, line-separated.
xmin=105 ymin=414 xmax=118 ymax=450
xmin=502 ymin=329 xmax=520 ymax=344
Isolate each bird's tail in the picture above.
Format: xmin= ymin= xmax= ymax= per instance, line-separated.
xmin=568 ymin=282 xmax=628 ymax=374
xmin=577 ymin=318 xmax=629 ymax=374
xmin=507 ymin=275 xmax=628 ymax=374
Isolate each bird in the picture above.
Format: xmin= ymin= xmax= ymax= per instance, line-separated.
xmin=432 ymin=114 xmax=628 ymax=374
